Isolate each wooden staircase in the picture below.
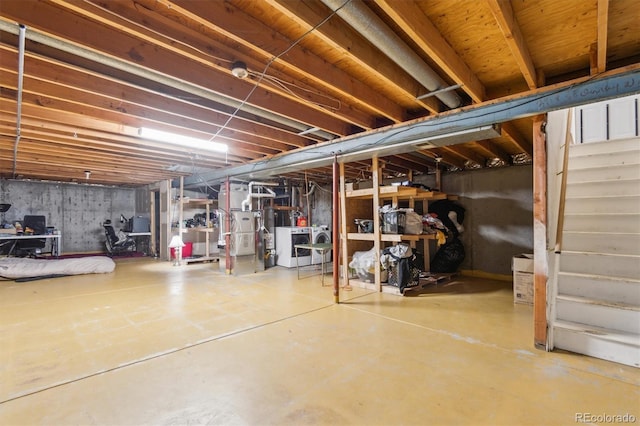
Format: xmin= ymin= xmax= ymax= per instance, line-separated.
xmin=551 ymin=136 xmax=640 ymax=367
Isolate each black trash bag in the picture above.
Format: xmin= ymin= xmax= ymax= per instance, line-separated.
xmin=430 ymin=237 xmax=465 ymax=273
xmin=428 ymin=200 xmax=466 ymax=238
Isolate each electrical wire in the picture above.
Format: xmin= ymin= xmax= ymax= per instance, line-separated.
xmin=254 ymin=72 xmax=342 ymax=111
xmin=87 ymin=0 xmax=234 ymax=67
xmin=205 ymin=0 xmax=353 ymax=145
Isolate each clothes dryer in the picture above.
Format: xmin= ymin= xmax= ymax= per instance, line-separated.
xmin=311 ymin=226 xmax=331 ymax=265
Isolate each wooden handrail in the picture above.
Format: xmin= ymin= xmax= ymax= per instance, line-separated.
xmin=554 ymin=110 xmax=574 ymax=253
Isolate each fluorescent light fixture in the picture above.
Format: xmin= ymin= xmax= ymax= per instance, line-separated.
xmin=139 ymin=127 xmax=228 ymax=153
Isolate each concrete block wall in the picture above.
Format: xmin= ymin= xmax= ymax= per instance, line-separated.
xmin=0 ymin=180 xmax=149 ymax=253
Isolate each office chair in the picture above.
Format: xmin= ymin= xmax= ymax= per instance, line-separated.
xmin=103 ymin=221 xmax=136 ymax=256
xmin=15 ymin=215 xmax=47 ymax=257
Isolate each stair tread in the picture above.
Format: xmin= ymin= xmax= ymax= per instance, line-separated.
xmin=561 ymin=250 xmax=640 ymax=257
xmin=569 ymin=151 xmax=640 ymax=159
xmin=558 ymin=271 xmax=640 ymax=284
xmin=567 ymin=176 xmax=640 ymax=186
xmin=557 ymin=294 xmax=640 ymax=310
xmin=564 ymin=212 xmax=640 ymax=216
xmin=563 ymin=230 xmax=640 ymax=235
xmin=569 ymin=163 xmax=640 ymax=171
xmin=565 ymin=194 xmax=640 ymax=200
xmin=553 ymin=319 xmax=640 ymax=345
xmin=569 ymin=138 xmax=640 ymax=155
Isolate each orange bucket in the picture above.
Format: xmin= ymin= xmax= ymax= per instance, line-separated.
xmin=296 ymin=216 xmax=308 ymax=227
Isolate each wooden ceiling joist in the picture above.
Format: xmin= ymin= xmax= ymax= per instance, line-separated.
xmin=486 ymin=0 xmax=538 ymax=89
xmin=0 ymin=0 xmax=637 ymax=187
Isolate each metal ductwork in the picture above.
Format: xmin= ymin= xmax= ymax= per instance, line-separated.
xmin=320 ymin=0 xmax=462 ymax=109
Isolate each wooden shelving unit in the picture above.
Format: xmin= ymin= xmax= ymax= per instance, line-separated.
xmin=180 ymin=198 xmax=219 ymax=264
xmin=175 ymin=177 xmax=220 ymax=264
xmin=339 ymin=157 xmax=454 ymax=294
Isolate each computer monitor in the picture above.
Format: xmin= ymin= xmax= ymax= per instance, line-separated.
xmin=23 ymin=215 xmax=47 ymax=234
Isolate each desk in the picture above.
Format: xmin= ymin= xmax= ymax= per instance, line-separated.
xmin=0 ymin=233 xmax=62 ymax=257
xmin=294 ymin=243 xmax=333 ymax=286
xmin=124 ymin=232 xmax=151 ymax=255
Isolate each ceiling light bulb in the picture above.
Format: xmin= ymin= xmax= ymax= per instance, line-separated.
xmin=231 ymin=61 xmax=248 ymax=79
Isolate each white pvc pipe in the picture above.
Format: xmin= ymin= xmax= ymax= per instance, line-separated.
xmin=241 ymin=181 xmax=277 ymax=211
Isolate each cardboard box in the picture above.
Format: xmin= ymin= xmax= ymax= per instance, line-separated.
xmin=345 ymin=182 xmax=359 ymax=191
xmin=512 ymin=254 xmax=534 ymax=305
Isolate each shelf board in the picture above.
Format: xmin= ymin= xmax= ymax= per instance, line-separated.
xmin=181 ymin=227 xmax=215 ymax=233
xmin=345 ymin=187 xmax=375 ymax=199
xmin=181 ymin=198 xmax=214 ymax=205
xmin=347 ymin=232 xmax=436 ymax=242
xmin=345 ymin=185 xmax=451 ymax=201
xmin=347 ymin=232 xmax=375 ymax=241
xmin=183 ymin=255 xmax=219 ymax=264
xmin=346 ymin=278 xmax=378 ymax=291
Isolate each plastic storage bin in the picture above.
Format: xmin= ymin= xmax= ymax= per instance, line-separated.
xmin=171 ymin=241 xmax=193 ymax=259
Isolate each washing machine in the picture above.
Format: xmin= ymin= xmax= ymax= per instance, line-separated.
xmin=311 ymin=226 xmax=331 ymax=265
xmin=275 ymin=227 xmax=312 ymax=268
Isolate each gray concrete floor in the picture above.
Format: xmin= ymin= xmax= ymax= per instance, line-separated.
xmin=1 ymin=258 xmax=638 ymax=425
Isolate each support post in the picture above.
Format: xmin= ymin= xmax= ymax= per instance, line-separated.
xmin=372 ymin=156 xmax=381 ymax=292
xmin=532 ymin=114 xmax=548 ymax=349
xmin=332 ymin=156 xmax=340 ymax=303
xmin=225 ymin=177 xmax=232 ymax=275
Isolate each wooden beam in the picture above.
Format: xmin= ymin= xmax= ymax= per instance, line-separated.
xmin=394 ymin=153 xmax=433 ymax=171
xmin=502 ymin=122 xmax=533 ymax=157
xmin=235 ymin=0 xmax=411 ymax=123
xmin=0 ymin=0 xmax=354 ymax=136
xmin=374 ymin=0 xmax=486 ymax=103
xmin=0 ymin=105 xmax=251 ymax=162
xmin=486 ymin=0 xmax=538 ymax=89
xmin=532 ymin=114 xmax=548 ymax=350
xmin=475 ymin=140 xmax=512 ymax=164
xmin=590 ymin=43 xmax=599 ymax=76
xmin=1 ymin=82 xmax=285 ymax=157
xmin=423 ymin=148 xmax=466 ymax=170
xmin=381 ymin=155 xmax=426 ymax=175
xmin=597 ymin=0 xmax=610 ymax=73
xmin=116 ymin=0 xmax=376 ymax=130
xmin=0 ymin=44 xmax=315 ymax=149
xmin=262 ymin=0 xmax=440 ymax=114
xmin=440 ymin=145 xmax=486 ymax=167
